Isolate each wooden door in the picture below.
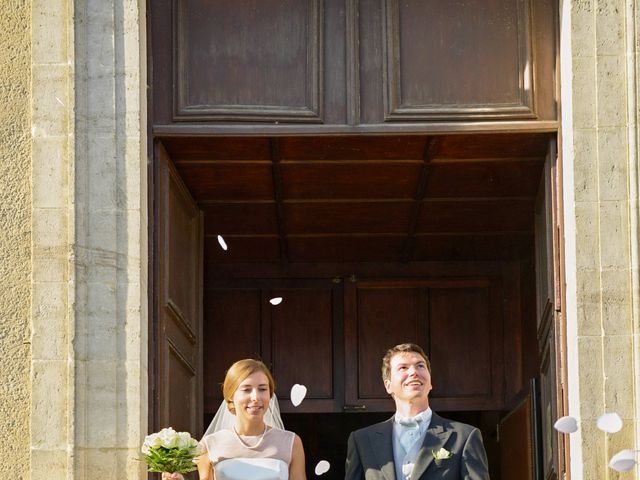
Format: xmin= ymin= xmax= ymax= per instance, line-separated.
xmin=498 ymin=380 xmax=542 ymax=480
xmin=156 ymin=142 xmax=204 ymax=435
xmin=344 ymin=277 xmax=504 ymax=412
xmin=534 ymin=139 xmax=565 ymax=480
xmin=203 ymin=278 xmax=343 ymax=414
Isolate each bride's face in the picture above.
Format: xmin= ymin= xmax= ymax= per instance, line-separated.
xmin=232 ymin=371 xmax=271 ymax=422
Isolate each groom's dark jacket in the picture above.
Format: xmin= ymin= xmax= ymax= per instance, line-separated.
xmin=344 ymin=413 xmax=489 ymax=480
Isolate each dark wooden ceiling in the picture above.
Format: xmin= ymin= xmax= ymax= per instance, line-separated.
xmin=162 ymin=133 xmax=549 ymax=264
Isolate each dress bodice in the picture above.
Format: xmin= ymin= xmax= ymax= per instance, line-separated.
xmin=214 ymin=457 xmax=288 ymax=480
xmin=201 ymin=427 xmax=294 ymax=480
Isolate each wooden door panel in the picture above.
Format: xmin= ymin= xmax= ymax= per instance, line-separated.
xmin=167 ymin=343 xmax=198 ymax=433
xmin=345 ymin=278 xmax=503 ymax=411
xmin=157 ymin=142 xmax=204 ymax=436
xmin=203 ymin=280 xmax=343 ymax=414
xmin=382 ymin=0 xmax=533 ymax=121
xmin=498 ymin=389 xmax=536 ymax=480
xmin=174 ymin=0 xmax=322 ymax=122
xmin=429 ymin=288 xmax=492 ymax=397
xmin=356 ymin=287 xmax=424 ymax=399
xmin=203 ymin=289 xmax=262 ymax=411
xmin=152 ymin=0 xmax=557 ymax=127
xmin=270 ymin=288 xmax=335 ymax=403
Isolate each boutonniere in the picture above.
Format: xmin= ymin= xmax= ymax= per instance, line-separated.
xmin=432 ymin=447 xmax=454 ymax=464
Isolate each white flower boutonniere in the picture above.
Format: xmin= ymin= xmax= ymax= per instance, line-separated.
xmin=432 ymin=447 xmax=453 ymax=464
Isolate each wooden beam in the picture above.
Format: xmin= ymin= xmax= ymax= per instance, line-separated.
xmin=153 ymin=120 xmax=559 ymax=137
xmin=270 ymin=138 xmax=289 ymax=264
xmin=402 ymin=138 xmax=439 ymax=262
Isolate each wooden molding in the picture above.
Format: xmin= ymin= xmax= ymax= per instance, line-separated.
xmin=172 ymin=0 xmax=323 ymax=123
xmin=382 ymin=0 xmax=535 ymax=122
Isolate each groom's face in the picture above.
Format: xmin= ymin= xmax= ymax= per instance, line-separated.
xmin=384 ymin=352 xmax=433 ymax=403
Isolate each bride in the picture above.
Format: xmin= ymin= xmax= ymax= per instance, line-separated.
xmin=162 ymin=359 xmax=306 ymax=480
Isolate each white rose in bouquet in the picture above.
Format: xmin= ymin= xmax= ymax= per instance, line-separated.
xmin=140 ymin=427 xmax=201 ymax=474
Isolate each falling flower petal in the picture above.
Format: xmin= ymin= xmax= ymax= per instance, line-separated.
xmin=597 ymin=412 xmax=623 ymax=433
xmin=217 ymin=235 xmax=228 ymax=251
xmin=290 ymin=384 xmax=307 ymax=407
xmin=269 ymin=297 xmax=283 ymax=306
xmin=314 ymin=460 xmax=330 ymax=476
xmin=553 ymin=416 xmax=578 ymax=434
xmin=609 ymin=450 xmax=637 ymax=472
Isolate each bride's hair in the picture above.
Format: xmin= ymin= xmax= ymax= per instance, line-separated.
xmin=222 ymin=359 xmax=276 ymax=413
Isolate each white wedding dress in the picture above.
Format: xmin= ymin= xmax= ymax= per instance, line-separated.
xmin=215 ymin=458 xmax=288 ymax=480
xmin=201 ymin=428 xmax=294 ymax=480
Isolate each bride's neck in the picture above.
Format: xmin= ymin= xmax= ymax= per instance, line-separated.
xmin=235 ymin=418 xmax=266 ymax=436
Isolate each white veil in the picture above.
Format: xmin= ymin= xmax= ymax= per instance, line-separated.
xmin=202 ymin=395 xmax=284 ymax=439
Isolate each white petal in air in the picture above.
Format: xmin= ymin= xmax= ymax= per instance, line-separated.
xmin=553 ymin=416 xmax=578 ymax=434
xmin=217 ymin=235 xmax=228 ymax=251
xmin=609 ymin=450 xmax=637 ymax=472
xmin=290 ymin=384 xmax=307 ymax=407
xmin=314 ymin=460 xmax=330 ymax=476
xmin=597 ymin=412 xmax=623 ymax=433
xmin=269 ymin=297 xmax=283 ymax=306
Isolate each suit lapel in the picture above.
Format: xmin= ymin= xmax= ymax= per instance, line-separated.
xmin=367 ymin=418 xmax=396 ymax=480
xmin=410 ymin=413 xmax=452 ymax=480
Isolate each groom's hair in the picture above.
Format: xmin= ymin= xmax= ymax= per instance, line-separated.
xmin=381 ymin=343 xmax=431 ymax=381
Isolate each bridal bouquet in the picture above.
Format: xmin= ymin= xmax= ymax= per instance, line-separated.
xmin=141 ymin=427 xmax=202 ymax=474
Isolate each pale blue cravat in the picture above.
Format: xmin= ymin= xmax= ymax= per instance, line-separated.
xmin=396 ymin=412 xmax=425 ymax=452
xmin=393 ymin=409 xmax=432 ymax=479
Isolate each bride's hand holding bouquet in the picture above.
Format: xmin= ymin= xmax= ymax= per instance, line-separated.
xmin=141 ymin=427 xmax=201 ymax=478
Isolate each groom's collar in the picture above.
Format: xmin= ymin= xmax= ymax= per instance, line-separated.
xmin=394 ymin=407 xmax=433 ymax=427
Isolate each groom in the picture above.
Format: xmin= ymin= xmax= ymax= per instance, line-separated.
xmin=345 ymin=343 xmax=489 ymax=479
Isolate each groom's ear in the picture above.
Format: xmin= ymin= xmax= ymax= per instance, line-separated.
xmin=384 ymin=379 xmax=393 ymax=395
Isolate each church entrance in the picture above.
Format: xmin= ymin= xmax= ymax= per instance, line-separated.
xmin=150 ymin=133 xmax=566 ymax=479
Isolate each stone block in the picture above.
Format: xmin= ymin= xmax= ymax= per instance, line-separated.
xmin=597 ymin=127 xmax=629 ymax=201
xmin=571 ymin=0 xmax=596 ymax=56
xmin=574 ymin=201 xmax=601 ymax=270
xmin=31 ymin=360 xmax=68 ymax=448
xmin=117 ymin=210 xmax=141 ymax=255
xmin=594 ymin=0 xmax=626 ymax=55
xmin=577 ymin=336 xmax=604 ymax=420
xmin=83 ymin=360 xmax=118 ymax=448
xmin=571 ymin=57 xmax=597 ymax=129
xmin=31 ymin=448 xmax=68 ymax=480
xmin=32 ymin=255 xmax=68 ymax=283
xmin=83 ymin=75 xmax=117 ymax=135
xmin=32 ymin=281 xmax=68 ymax=360
xmin=31 ymin=64 xmax=70 ymax=137
xmin=80 ymin=447 xmax=119 ymax=480
xmin=600 ymin=269 xmax=633 ymax=335
xmin=578 ymin=421 xmax=606 ymax=480
xmin=598 ymin=201 xmax=630 ymax=269
xmin=120 ymin=137 xmax=144 ymax=210
xmin=32 ymin=135 xmax=69 ymax=209
xmin=576 ymin=268 xmax=602 ymax=336
xmin=32 ymin=0 xmax=69 ymax=65
xmin=573 ymin=129 xmax=598 ymax=202
xmin=602 ymin=335 xmax=634 ymax=418
xmin=116 ymin=361 xmax=147 ymax=445
xmin=596 ymin=55 xmax=627 ymax=127
xmin=87 ymin=135 xmax=118 ymax=210
xmin=33 ymin=208 xmax=67 ymax=250
xmin=87 ymin=210 xmax=118 ymax=253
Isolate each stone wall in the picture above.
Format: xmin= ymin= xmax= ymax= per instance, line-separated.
xmin=0 ymin=0 xmax=32 ymax=478
xmin=30 ymin=0 xmax=148 ymax=478
xmin=561 ymin=0 xmax=640 ymax=478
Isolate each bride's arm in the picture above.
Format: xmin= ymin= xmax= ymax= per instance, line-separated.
xmin=196 ymin=452 xmax=214 ymax=480
xmin=288 ymin=435 xmax=306 ymax=480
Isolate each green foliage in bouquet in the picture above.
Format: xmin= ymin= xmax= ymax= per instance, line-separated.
xmin=141 ymin=427 xmax=202 ymax=474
